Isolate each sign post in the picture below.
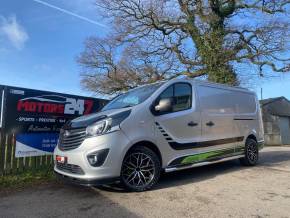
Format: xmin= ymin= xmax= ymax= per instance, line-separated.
xmin=0 ymin=86 xmax=4 ymax=128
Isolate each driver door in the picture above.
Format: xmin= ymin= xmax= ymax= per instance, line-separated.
xmin=153 ymin=82 xmax=202 ymax=146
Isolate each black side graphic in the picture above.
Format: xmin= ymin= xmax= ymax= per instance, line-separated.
xmin=155 ymin=122 xmax=244 ymax=150
xmin=155 ymin=122 xmax=174 ymax=143
xmin=168 ymin=137 xmax=244 ymax=150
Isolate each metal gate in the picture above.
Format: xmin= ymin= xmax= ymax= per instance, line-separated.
xmin=279 ymin=116 xmax=290 ymax=145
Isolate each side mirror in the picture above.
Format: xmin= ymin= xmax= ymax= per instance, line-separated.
xmin=154 ymin=98 xmax=173 ymax=113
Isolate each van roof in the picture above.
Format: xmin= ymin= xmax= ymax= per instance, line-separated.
xmin=135 ymin=78 xmax=254 ymax=95
xmin=168 ymin=78 xmax=252 ymax=93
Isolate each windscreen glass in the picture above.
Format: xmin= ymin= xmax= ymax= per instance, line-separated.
xmin=102 ymin=82 xmax=164 ymax=111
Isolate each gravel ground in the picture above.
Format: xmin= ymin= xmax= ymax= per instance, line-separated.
xmin=1 ymin=146 xmax=290 ymax=218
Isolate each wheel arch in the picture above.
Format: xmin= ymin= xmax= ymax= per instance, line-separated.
xmin=246 ymin=134 xmax=257 ymax=143
xmin=125 ymin=140 xmax=163 ymax=166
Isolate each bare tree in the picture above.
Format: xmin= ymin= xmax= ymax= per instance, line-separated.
xmin=78 ymin=0 xmax=290 ymax=94
xmin=78 ymin=37 xmax=184 ymax=94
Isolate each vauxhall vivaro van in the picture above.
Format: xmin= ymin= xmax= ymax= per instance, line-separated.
xmin=54 ymin=79 xmax=264 ymax=191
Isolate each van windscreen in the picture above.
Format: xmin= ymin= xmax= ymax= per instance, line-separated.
xmin=102 ymin=82 xmax=164 ymax=111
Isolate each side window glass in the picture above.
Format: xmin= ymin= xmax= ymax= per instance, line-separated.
xmin=159 ymin=86 xmax=173 ymax=99
xmin=173 ymin=83 xmax=192 ymax=112
xmin=154 ymin=83 xmax=192 ymax=115
xmin=155 ymin=85 xmax=174 ymax=114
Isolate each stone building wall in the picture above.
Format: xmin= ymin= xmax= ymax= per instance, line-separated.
xmin=262 ymin=108 xmax=282 ymax=145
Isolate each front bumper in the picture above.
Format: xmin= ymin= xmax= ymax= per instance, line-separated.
xmin=54 ymin=171 xmax=119 ymax=186
xmin=53 ymin=130 xmax=130 ymax=183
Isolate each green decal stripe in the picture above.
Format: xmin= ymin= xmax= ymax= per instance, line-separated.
xmin=235 ymin=146 xmax=245 ymax=153
xmin=170 ymin=146 xmax=245 ymax=167
xmin=180 ymin=148 xmax=235 ymax=165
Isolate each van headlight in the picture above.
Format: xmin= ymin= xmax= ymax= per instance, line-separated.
xmin=85 ymin=110 xmax=131 ymax=137
xmin=86 ymin=118 xmax=113 ymax=136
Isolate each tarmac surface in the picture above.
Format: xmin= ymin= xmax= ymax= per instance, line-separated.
xmin=1 ymin=146 xmax=290 ymax=218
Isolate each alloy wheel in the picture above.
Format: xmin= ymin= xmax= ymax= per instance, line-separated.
xmin=247 ymin=142 xmax=258 ymax=163
xmin=122 ymin=152 xmax=155 ymax=188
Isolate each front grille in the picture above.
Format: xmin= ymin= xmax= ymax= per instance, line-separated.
xmin=56 ymin=162 xmax=85 ymax=175
xmin=58 ymin=128 xmax=86 ymax=151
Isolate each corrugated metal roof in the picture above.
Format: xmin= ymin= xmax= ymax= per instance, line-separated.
xmin=260 ymin=97 xmax=290 ymax=117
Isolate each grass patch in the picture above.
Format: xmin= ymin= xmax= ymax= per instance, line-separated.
xmin=0 ymin=167 xmax=55 ymax=190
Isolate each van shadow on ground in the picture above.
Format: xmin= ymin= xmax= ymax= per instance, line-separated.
xmin=99 ymin=148 xmax=290 ymax=192
xmin=0 ymin=181 xmax=139 ymax=218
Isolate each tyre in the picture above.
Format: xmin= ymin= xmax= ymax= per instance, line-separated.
xmin=120 ymin=146 xmax=161 ymax=192
xmin=240 ymin=138 xmax=259 ymax=166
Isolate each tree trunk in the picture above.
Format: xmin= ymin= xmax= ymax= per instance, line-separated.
xmin=191 ymin=15 xmax=239 ymax=86
xmin=207 ymin=64 xmax=239 ymax=86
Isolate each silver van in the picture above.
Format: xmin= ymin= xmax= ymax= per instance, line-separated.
xmin=54 ymin=79 xmax=264 ymax=191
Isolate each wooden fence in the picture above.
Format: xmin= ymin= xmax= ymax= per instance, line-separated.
xmin=0 ymin=130 xmax=53 ymax=176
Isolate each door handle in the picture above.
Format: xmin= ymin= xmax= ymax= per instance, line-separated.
xmin=206 ymin=121 xmax=215 ymax=127
xmin=188 ymin=121 xmax=198 ymax=127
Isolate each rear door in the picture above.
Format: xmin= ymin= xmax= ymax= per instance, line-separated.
xmin=154 ymin=82 xmax=202 ymax=147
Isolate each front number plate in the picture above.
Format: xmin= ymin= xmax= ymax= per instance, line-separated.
xmin=56 ymin=155 xmax=67 ymax=164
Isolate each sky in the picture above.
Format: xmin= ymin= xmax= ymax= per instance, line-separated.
xmin=0 ymin=0 xmax=289 ymax=100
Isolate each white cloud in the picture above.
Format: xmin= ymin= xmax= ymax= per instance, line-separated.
xmin=0 ymin=15 xmax=29 ymax=50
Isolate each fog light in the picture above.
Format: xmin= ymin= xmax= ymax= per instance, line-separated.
xmin=87 ymin=149 xmax=109 ymax=167
xmin=88 ymin=155 xmax=98 ymax=166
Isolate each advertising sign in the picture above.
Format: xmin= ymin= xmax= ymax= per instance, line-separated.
xmin=15 ymin=133 xmax=59 ymax=157
xmin=1 ymin=85 xmax=107 ymax=157
xmin=4 ymin=86 xmax=107 ymax=133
